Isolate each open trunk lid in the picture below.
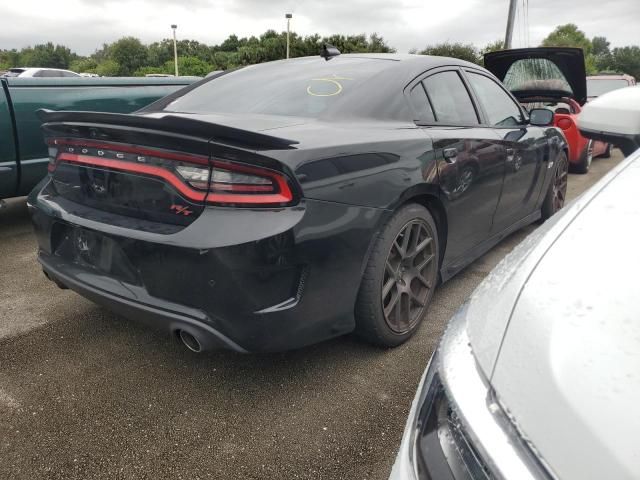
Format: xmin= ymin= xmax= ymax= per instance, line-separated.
xmin=39 ymin=110 xmax=300 ymax=232
xmin=484 ymin=47 xmax=587 ymax=105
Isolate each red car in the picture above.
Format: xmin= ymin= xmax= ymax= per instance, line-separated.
xmin=485 ymin=48 xmax=610 ymax=173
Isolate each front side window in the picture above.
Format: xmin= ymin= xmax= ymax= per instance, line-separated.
xmin=422 ymin=71 xmax=479 ymax=125
xmin=467 ymin=72 xmax=523 ymax=127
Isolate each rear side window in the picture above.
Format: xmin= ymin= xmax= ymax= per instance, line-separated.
xmin=423 ymin=71 xmax=478 ymax=125
xmin=466 ymin=72 xmax=522 ymax=127
xmin=34 ymin=70 xmax=61 ymax=78
xmin=408 ymin=83 xmax=435 ymax=122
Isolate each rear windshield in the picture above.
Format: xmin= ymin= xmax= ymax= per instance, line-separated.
xmin=5 ymin=68 xmax=26 ymax=77
xmin=164 ymin=57 xmax=396 ymax=118
xmin=587 ymin=78 xmax=630 ymax=97
xmin=503 ymin=58 xmax=573 ymax=95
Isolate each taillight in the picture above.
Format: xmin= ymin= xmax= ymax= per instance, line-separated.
xmin=47 ymin=138 xmax=295 ymax=207
xmin=207 ymin=161 xmax=293 ymax=204
xmin=556 ymin=117 xmax=573 ymax=130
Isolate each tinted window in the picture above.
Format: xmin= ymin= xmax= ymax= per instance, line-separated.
xmin=587 ymin=78 xmax=631 ymax=96
xmin=34 ymin=70 xmax=61 ymax=78
xmin=423 ymin=71 xmax=478 ymax=125
xmin=467 ymin=72 xmax=522 ymax=126
xmin=164 ymin=58 xmax=398 ymax=119
xmin=408 ymin=83 xmax=435 ymax=122
xmin=60 ymin=71 xmax=79 ymax=77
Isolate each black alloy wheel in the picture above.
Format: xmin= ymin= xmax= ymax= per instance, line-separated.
xmin=355 ymin=203 xmax=439 ymax=347
xmin=382 ymin=220 xmax=436 ymax=333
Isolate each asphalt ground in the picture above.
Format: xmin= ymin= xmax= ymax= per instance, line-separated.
xmin=0 ymin=150 xmax=623 ymax=479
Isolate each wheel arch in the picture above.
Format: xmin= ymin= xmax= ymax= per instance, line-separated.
xmin=402 ymin=193 xmax=448 ymax=273
xmin=372 ymin=186 xmax=448 ymax=275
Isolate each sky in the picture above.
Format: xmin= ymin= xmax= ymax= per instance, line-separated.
xmin=0 ymin=0 xmax=638 ymax=55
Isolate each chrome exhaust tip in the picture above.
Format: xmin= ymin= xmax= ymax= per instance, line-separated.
xmin=178 ymin=329 xmax=202 ymax=353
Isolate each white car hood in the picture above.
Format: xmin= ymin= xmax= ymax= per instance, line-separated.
xmin=488 ymin=155 xmax=640 ymax=479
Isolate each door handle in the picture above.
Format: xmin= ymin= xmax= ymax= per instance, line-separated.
xmin=443 ymin=148 xmax=458 ymax=163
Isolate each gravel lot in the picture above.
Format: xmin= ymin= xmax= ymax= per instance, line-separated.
xmin=0 ymin=150 xmax=623 ymax=479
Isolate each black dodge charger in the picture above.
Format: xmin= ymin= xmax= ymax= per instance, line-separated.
xmin=29 ymin=52 xmax=568 ymax=353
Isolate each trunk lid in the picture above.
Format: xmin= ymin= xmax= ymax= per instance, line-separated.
xmin=484 ymin=47 xmax=587 ymax=105
xmin=39 ymin=110 xmax=300 ymax=230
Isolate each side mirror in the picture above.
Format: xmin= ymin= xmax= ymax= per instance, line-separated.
xmin=578 ymin=86 xmax=640 ymax=156
xmin=529 ymin=108 xmax=554 ymax=126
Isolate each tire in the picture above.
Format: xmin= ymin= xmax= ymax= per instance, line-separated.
xmin=541 ymin=151 xmax=569 ymax=221
xmin=601 ymin=143 xmax=612 ymax=158
xmin=355 ymin=203 xmax=439 ymax=347
xmin=572 ymin=140 xmax=593 ymax=174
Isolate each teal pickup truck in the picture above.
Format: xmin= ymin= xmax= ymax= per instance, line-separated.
xmin=0 ymin=76 xmax=199 ymax=200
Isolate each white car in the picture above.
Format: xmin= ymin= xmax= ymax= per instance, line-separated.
xmin=3 ymin=67 xmax=80 ymax=78
xmin=391 ymin=86 xmax=640 ymax=480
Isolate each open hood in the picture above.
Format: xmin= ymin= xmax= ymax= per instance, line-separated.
xmin=484 ymin=47 xmax=587 ymax=105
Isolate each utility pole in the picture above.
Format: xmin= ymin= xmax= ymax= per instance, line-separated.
xmin=285 ymin=13 xmax=292 ymax=59
xmin=171 ymin=24 xmax=179 ymax=76
xmin=504 ymin=0 xmax=517 ymax=49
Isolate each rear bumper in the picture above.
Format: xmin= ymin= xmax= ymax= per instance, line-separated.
xmin=40 ymin=253 xmax=248 ymax=352
xmin=29 ymin=183 xmax=386 ymax=352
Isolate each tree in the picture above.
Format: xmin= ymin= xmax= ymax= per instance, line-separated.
xmin=541 ymin=24 xmax=592 ymax=55
xmin=0 ymin=49 xmax=20 ymax=70
xmin=69 ymin=57 xmax=98 ymax=74
xmin=95 ymin=59 xmax=120 ymax=77
xmin=108 ymin=37 xmax=148 ymax=76
xmin=419 ymin=42 xmax=480 ymax=65
xmin=20 ymin=43 xmax=72 ymax=69
xmin=481 ymin=40 xmax=505 ymax=55
xmin=168 ymin=57 xmax=215 ymax=76
xmin=592 ymin=36 xmax=610 ymax=57
xmin=367 ymin=33 xmax=396 ymax=53
xmin=609 ymin=46 xmax=640 ymax=80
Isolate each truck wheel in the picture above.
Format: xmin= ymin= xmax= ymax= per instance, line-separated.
xmin=355 ymin=204 xmax=439 ymax=347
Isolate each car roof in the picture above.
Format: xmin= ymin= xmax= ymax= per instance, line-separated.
xmin=587 ymin=73 xmax=635 ymax=81
xmin=291 ymin=53 xmax=482 ymax=78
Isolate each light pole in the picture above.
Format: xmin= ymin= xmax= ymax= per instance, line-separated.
xmin=504 ymin=0 xmax=517 ymax=49
xmin=285 ymin=13 xmax=292 ymax=59
xmin=171 ymin=24 xmax=179 ymax=76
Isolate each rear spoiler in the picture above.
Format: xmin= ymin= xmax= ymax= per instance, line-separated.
xmin=37 ymin=109 xmax=300 ymax=150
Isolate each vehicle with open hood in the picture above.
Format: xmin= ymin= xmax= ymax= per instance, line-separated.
xmin=485 ymin=47 xmax=611 ymax=173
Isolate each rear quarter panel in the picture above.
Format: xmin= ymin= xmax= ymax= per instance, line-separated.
xmin=279 ymin=121 xmax=438 ymax=209
xmin=6 ymin=77 xmax=199 ymax=196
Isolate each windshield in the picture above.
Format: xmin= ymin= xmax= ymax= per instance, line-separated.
xmin=587 ymin=78 xmax=630 ymax=97
xmin=164 ymin=57 xmax=396 ymax=118
xmin=503 ymin=58 xmax=573 ymax=94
